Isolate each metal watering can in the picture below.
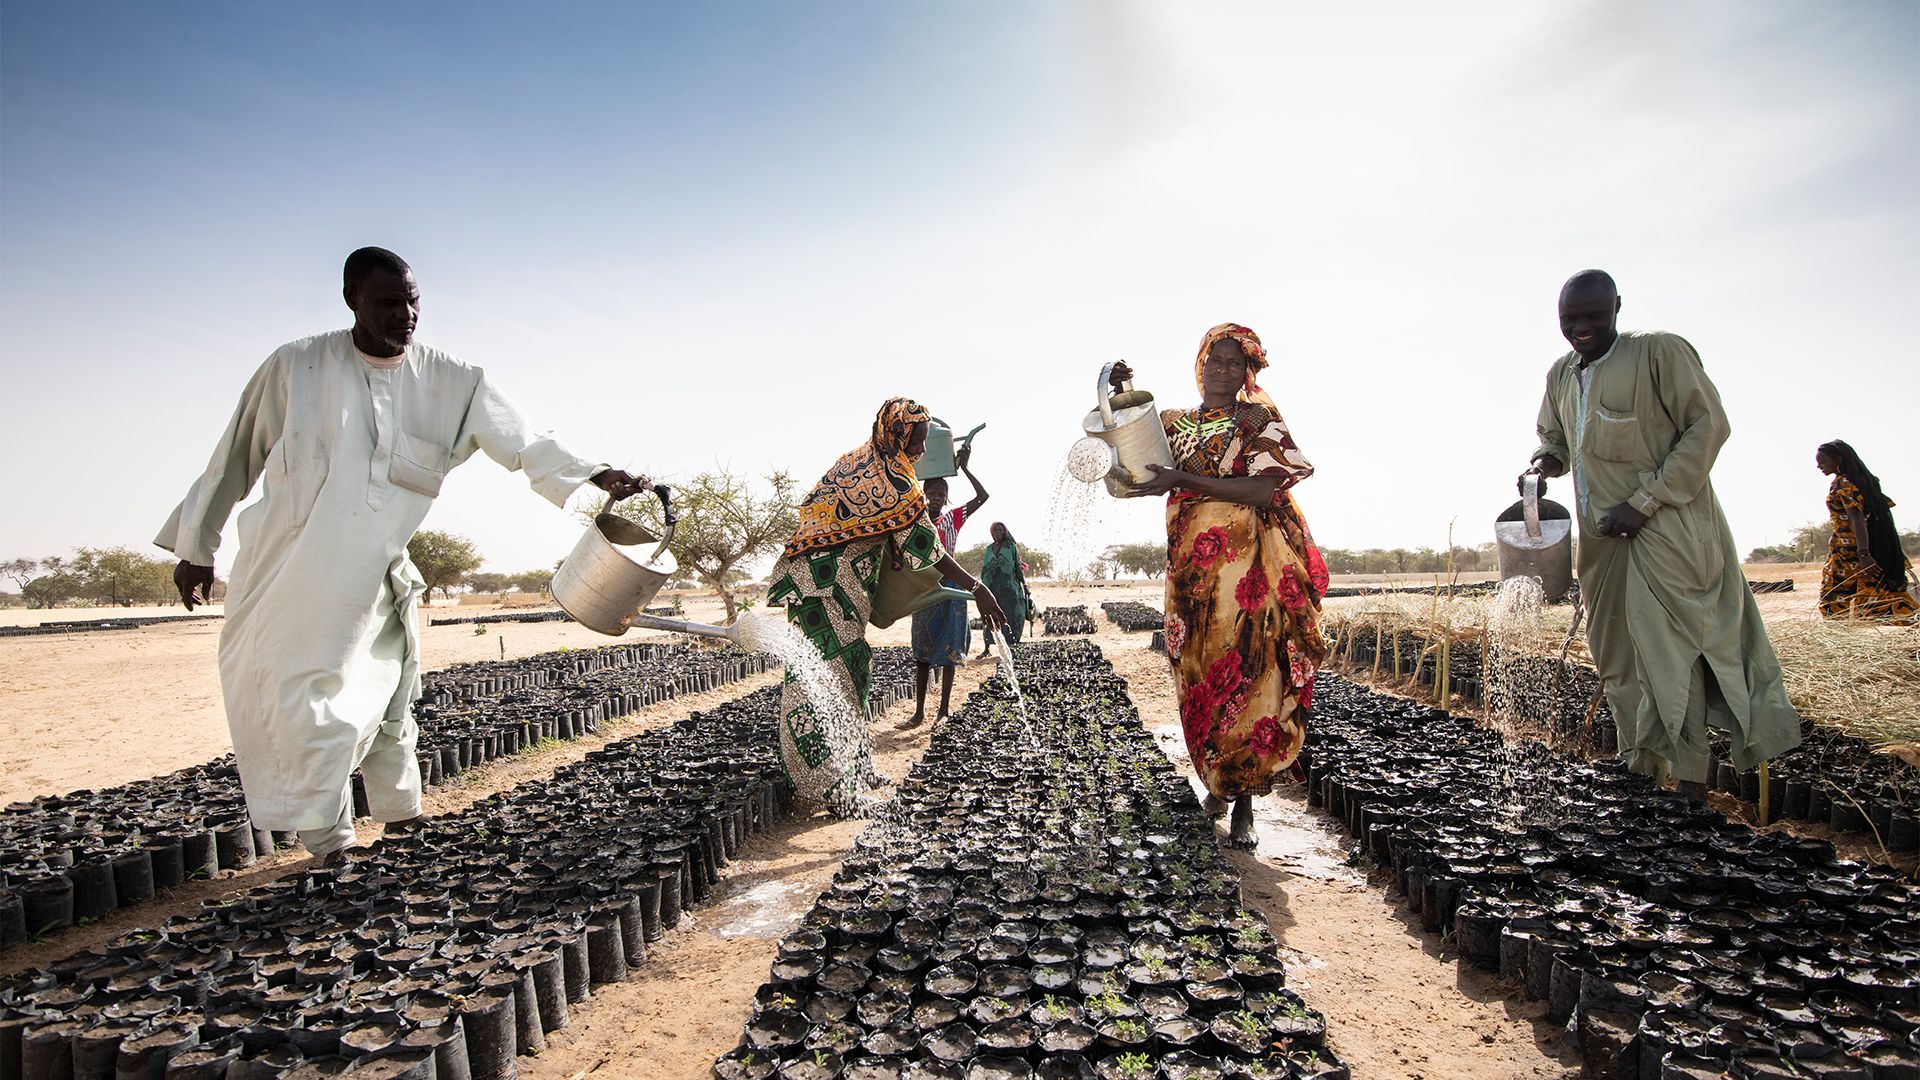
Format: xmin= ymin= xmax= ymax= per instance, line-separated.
xmin=552 ymin=485 xmax=682 ymax=636
xmin=914 ymin=418 xmax=986 ymax=481
xmin=1071 ymin=362 xmax=1175 ymax=498
xmin=1495 ymin=473 xmax=1574 ymax=602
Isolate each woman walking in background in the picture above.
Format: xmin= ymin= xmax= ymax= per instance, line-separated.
xmin=1816 ymin=440 xmax=1916 ymax=622
xmin=977 ymin=522 xmax=1030 ymax=655
xmin=1111 ymin=323 xmax=1328 ymax=850
xmin=909 ymin=445 xmax=989 ymax=724
xmin=766 ymin=398 xmax=1008 ymax=814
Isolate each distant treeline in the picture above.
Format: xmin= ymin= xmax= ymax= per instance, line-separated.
xmin=1747 ymin=522 xmax=1920 ymax=565
xmin=1 ymin=549 xmax=200 ymax=609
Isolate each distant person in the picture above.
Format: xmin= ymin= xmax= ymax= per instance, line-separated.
xmin=1528 ymin=270 xmax=1799 ymax=800
xmin=1816 ymin=440 xmax=1916 ymax=621
xmin=1110 ymin=322 xmax=1329 ymax=851
xmin=909 ymin=445 xmax=989 ymax=724
xmin=976 ymin=522 xmax=1030 ymax=655
xmin=157 ymin=248 xmax=648 ymax=865
xmin=765 ymin=398 xmax=1008 ymax=815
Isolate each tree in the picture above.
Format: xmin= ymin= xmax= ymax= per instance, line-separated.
xmin=954 ymin=543 xmax=990 ymax=577
xmin=464 ymin=572 xmax=510 ymax=596
xmin=21 ymin=572 xmax=82 ymax=609
xmin=510 ymin=568 xmax=556 ymax=595
xmin=1105 ymin=542 xmax=1168 ymax=578
xmin=593 ymin=468 xmax=798 ymax=621
xmin=407 ymin=531 xmax=484 ymax=603
xmin=2 ymin=558 xmax=39 ymax=592
xmin=71 ymin=547 xmax=175 ymax=606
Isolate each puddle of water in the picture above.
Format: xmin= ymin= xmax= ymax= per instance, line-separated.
xmin=1151 ymin=722 xmax=1365 ymax=886
xmin=712 ymin=878 xmax=815 ymax=939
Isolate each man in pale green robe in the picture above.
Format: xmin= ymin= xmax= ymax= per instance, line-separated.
xmin=1530 ymin=270 xmax=1799 ymax=797
xmin=158 ymin=248 xmax=648 ymax=862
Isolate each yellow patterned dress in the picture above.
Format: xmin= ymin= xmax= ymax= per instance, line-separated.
xmin=1821 ymin=478 xmax=1917 ymax=621
xmin=1161 ymin=401 xmax=1327 ymax=799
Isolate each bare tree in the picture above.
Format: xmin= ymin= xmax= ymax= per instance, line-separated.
xmin=592 ymin=468 xmax=798 ymax=621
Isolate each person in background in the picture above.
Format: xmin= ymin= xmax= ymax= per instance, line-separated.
xmin=977 ymin=522 xmax=1031 ymax=655
xmin=1816 ymin=440 xmax=1916 ymax=622
xmin=765 ymin=399 xmax=1008 ymax=815
xmin=158 ymin=247 xmax=648 ymax=866
xmin=1111 ymin=322 xmax=1328 ymax=850
xmin=1529 ymin=269 xmax=1800 ymax=800
xmin=908 ymin=445 xmax=989 ymax=724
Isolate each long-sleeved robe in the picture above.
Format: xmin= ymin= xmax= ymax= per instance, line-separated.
xmin=1534 ymin=330 xmax=1800 ymax=782
xmin=156 ymin=330 xmax=603 ymax=840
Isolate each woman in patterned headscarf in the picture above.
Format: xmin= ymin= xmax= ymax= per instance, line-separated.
xmin=766 ymin=397 xmax=1009 ymax=816
xmin=1110 ymin=324 xmax=1328 ymax=849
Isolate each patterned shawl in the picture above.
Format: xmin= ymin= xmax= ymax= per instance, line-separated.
xmin=783 ymin=397 xmax=931 ymax=557
xmin=1194 ymin=322 xmax=1277 ymax=410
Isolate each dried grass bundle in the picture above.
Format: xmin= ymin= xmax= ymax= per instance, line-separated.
xmin=1765 ymin=619 xmax=1920 ymax=751
xmin=1323 ymin=587 xmax=1920 ymax=753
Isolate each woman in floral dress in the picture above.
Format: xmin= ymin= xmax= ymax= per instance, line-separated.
xmin=1112 ymin=323 xmax=1327 ymax=849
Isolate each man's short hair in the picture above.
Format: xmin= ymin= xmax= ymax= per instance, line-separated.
xmin=344 ymin=247 xmax=412 ymax=292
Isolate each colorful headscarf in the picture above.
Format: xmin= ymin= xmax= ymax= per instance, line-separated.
xmin=783 ymin=397 xmax=932 ymax=557
xmin=1194 ymin=322 xmax=1276 ymax=410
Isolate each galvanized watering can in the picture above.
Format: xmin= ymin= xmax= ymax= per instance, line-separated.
xmin=914 ymin=418 xmax=986 ymax=481
xmin=1072 ymin=362 xmax=1176 ymax=498
xmin=1496 ymin=474 xmax=1574 ymax=602
xmin=552 ymin=486 xmax=681 ymax=636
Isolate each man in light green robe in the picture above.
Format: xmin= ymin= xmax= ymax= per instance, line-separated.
xmin=1530 ymin=270 xmax=1799 ymax=797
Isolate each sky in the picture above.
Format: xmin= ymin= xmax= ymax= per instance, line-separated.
xmin=2 ymin=0 xmax=1915 ymax=581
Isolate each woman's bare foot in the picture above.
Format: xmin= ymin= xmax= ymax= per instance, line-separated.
xmin=1225 ymin=797 xmax=1258 ymax=850
xmin=1202 ymin=794 xmax=1228 ymax=819
xmin=907 ymin=710 xmax=927 ymax=726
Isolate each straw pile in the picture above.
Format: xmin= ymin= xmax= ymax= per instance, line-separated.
xmin=1322 ymin=587 xmax=1920 ymax=754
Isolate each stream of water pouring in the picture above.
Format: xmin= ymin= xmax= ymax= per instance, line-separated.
xmin=1478 ymin=576 xmax=1570 ymax=826
xmin=730 ymin=611 xmax=871 ymax=795
xmin=992 ymin=635 xmax=1036 ymax=747
xmin=1043 ymin=450 xmax=1108 ymax=582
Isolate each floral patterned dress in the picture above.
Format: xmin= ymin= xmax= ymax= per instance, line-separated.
xmin=1161 ymin=402 xmax=1327 ymax=799
xmin=1821 ymin=477 xmax=1917 ymax=621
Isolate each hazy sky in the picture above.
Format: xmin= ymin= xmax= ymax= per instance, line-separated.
xmin=3 ymin=1 xmax=1914 ymax=579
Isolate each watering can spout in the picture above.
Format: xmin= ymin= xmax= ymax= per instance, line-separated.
xmin=625 ymin=612 xmax=756 ymax=648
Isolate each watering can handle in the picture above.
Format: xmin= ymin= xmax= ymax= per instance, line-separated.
xmin=959 ymin=423 xmax=986 ymax=447
xmin=1521 ymin=473 xmax=1543 ymax=538
xmin=654 ymin=484 xmax=678 ymax=527
xmin=1098 ymin=362 xmax=1130 ymax=428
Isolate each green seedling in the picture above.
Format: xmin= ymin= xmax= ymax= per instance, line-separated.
xmin=812 ymin=1049 xmax=830 ymax=1067
xmin=1089 ymin=991 xmax=1126 ymax=1016
xmin=1183 ymin=935 xmax=1212 ymax=953
xmin=1111 ymin=1018 xmax=1146 ymax=1040
xmin=1232 ymin=1010 xmax=1266 ymax=1037
xmin=1114 ymin=1053 xmax=1152 ymax=1078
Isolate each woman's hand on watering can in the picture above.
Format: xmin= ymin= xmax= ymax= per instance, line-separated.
xmin=590 ymin=469 xmax=651 ymax=502
xmin=955 ymin=443 xmax=972 ymax=470
xmin=1109 ymin=362 xmax=1134 ymax=393
xmin=1128 ymin=463 xmax=1184 ymax=497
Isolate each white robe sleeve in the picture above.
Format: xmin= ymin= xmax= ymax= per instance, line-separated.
xmin=453 ymin=369 xmax=608 ymax=507
xmin=154 ymin=353 xmax=289 ymax=565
